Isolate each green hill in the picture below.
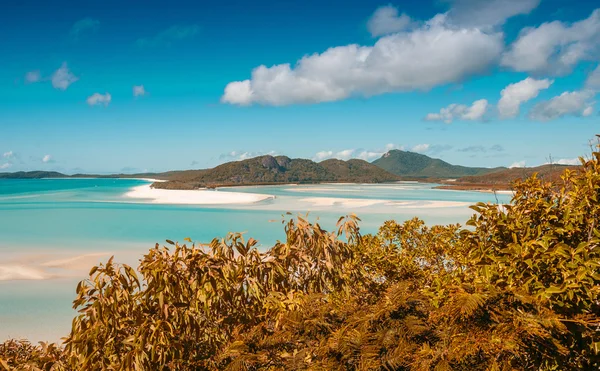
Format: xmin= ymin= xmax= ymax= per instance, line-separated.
xmin=153 ymin=155 xmax=400 ymax=189
xmin=372 ymin=150 xmax=505 ymax=178
xmin=319 ymin=158 xmax=400 ymax=183
xmin=0 ymin=171 xmax=68 ymax=179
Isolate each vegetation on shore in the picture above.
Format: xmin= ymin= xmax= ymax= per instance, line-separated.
xmin=151 ymin=156 xmax=401 ymax=190
xmin=1 ymin=148 xmax=599 ymax=370
xmin=435 ymin=163 xmax=577 ymax=192
xmin=372 ymin=149 xmax=505 ymax=178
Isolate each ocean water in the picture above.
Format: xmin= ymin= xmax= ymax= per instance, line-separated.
xmin=0 ymin=179 xmax=512 ymax=342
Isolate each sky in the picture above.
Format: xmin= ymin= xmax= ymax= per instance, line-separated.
xmin=1 ymin=0 xmax=599 ymax=173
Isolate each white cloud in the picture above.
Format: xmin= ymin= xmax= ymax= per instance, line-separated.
xmin=425 ymin=99 xmax=488 ymax=123
xmin=313 ymin=151 xmax=334 ymax=161
xmin=554 ymin=158 xmax=581 ymax=165
xmin=25 ymin=70 xmax=41 ymax=84
xmin=133 ymin=85 xmax=147 ymax=97
xmin=136 ymin=25 xmax=199 ymax=48
xmin=446 ymin=0 xmax=540 ymax=29
xmin=51 ymin=63 xmax=79 ymax=90
xmin=313 ymin=144 xmax=403 ymax=162
xmin=86 ymin=92 xmax=112 ymax=106
xmin=42 ymin=155 xmax=53 ymax=163
xmin=222 ymin=14 xmax=503 ymax=106
xmin=313 ymin=149 xmax=354 ymax=161
xmin=0 ymin=163 xmax=11 ymax=170
xmin=502 ymin=9 xmax=600 ymax=75
xmin=356 ymin=150 xmax=385 ymax=161
xmin=3 ymin=151 xmax=14 ymax=159
xmin=529 ymin=90 xmax=595 ymax=121
xmin=367 ymin=5 xmax=413 ymax=37
xmin=586 ymin=65 xmax=600 ymax=89
xmin=411 ymin=144 xmax=430 ymax=153
xmin=509 ymin=160 xmax=526 ymax=168
xmin=220 ymin=150 xmax=278 ymax=162
xmin=70 ymin=18 xmax=100 ymax=40
xmin=498 ymin=77 xmax=553 ymax=118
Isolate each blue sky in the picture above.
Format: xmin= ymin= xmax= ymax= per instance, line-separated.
xmin=1 ymin=0 xmax=599 ymax=173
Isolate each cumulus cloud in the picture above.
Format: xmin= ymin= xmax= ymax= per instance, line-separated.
xmin=222 ymin=14 xmax=503 ymax=106
xmin=136 ymin=25 xmax=199 ymax=48
xmin=219 ymin=150 xmax=277 ymax=162
xmin=24 ymin=70 xmax=41 ymax=84
xmin=3 ymin=151 xmax=14 ymax=159
xmin=133 ymin=85 xmax=147 ymax=97
xmin=313 ymin=151 xmax=334 ymax=161
xmin=51 ymin=63 xmax=79 ymax=90
xmin=445 ymin=0 xmax=540 ymax=29
xmin=498 ymin=77 xmax=553 ymax=118
xmin=509 ymin=160 xmax=526 ymax=168
xmin=313 ymin=144 xmax=404 ymax=162
xmin=411 ymin=144 xmax=430 ymax=153
xmin=586 ymin=65 xmax=600 ymax=89
xmin=529 ymin=90 xmax=595 ymax=121
xmin=70 ymin=18 xmax=100 ymax=40
xmin=0 ymin=163 xmax=11 ymax=170
xmin=313 ymin=149 xmax=355 ymax=161
xmin=425 ymin=99 xmax=488 ymax=123
xmin=554 ymin=158 xmax=581 ymax=165
xmin=86 ymin=92 xmax=112 ymax=106
xmin=502 ymin=9 xmax=600 ymax=75
xmin=42 ymin=155 xmax=53 ymax=163
xmin=367 ymin=5 xmax=413 ymax=37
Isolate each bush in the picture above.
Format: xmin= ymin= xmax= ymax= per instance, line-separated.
xmin=2 ymin=151 xmax=599 ymax=370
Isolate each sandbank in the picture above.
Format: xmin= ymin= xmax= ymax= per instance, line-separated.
xmin=124 ymin=184 xmax=275 ymax=205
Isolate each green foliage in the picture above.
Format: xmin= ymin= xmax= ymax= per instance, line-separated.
xmin=2 ymin=151 xmax=599 ymax=370
xmin=153 ymin=155 xmax=399 ymax=189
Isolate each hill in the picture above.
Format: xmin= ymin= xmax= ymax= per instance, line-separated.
xmin=0 ymin=171 xmax=69 ymax=179
xmin=372 ymin=150 xmax=505 ymax=178
xmin=153 ymin=155 xmax=400 ymax=189
xmin=436 ymin=163 xmax=579 ymax=190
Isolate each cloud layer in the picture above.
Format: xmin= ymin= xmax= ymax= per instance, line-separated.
xmin=529 ymin=90 xmax=595 ymax=121
xmin=425 ymin=99 xmax=488 ymax=123
xmin=222 ymin=14 xmax=503 ymax=106
xmin=502 ymin=9 xmax=600 ymax=75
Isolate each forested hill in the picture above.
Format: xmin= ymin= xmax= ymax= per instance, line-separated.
xmin=372 ymin=149 xmax=505 ymax=178
xmin=0 ymin=171 xmax=69 ymax=179
xmin=152 ymin=155 xmax=401 ymax=189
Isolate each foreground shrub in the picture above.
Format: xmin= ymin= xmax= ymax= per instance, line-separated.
xmin=1 ymin=150 xmax=599 ymax=370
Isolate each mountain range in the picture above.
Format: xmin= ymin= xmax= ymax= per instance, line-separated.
xmin=1 ymin=151 xmax=575 ymax=190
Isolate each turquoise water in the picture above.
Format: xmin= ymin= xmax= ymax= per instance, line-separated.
xmin=0 ymin=179 xmax=511 ymax=342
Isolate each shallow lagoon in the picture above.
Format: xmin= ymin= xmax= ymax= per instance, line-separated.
xmin=0 ymin=179 xmax=511 ymax=342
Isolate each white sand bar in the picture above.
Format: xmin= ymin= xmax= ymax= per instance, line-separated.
xmin=125 ymin=184 xmax=275 ymax=205
xmin=299 ymin=197 xmax=471 ymax=209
